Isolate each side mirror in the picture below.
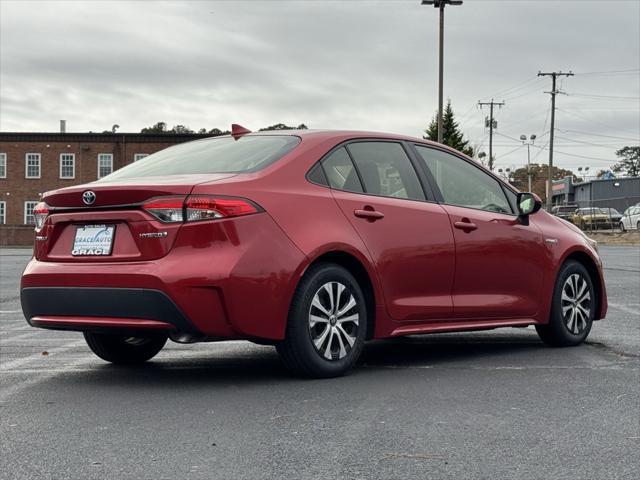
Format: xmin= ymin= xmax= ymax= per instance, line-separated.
xmin=517 ymin=192 xmax=542 ymax=225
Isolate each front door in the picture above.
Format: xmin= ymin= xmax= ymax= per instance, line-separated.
xmin=413 ymin=144 xmax=547 ymax=319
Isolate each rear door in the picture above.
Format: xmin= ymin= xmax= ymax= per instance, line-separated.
xmin=321 ymin=141 xmax=455 ymax=321
xmin=412 ymin=144 xmax=547 ymax=319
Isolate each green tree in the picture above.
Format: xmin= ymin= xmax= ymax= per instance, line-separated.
xmin=208 ymin=128 xmax=231 ymax=136
xmin=140 ymin=122 xmax=168 ymax=134
xmin=612 ymin=146 xmax=640 ymax=177
xmin=424 ymin=100 xmax=474 ymax=158
xmin=170 ymin=124 xmax=194 ymax=134
xmin=259 ymin=123 xmax=308 ymax=131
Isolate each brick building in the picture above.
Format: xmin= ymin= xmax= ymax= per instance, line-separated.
xmin=0 ymin=131 xmax=207 ymax=246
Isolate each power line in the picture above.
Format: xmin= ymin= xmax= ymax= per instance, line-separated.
xmin=568 ymin=93 xmax=640 ymax=101
xmin=478 ymin=76 xmax=542 ymax=102
xmin=558 ymin=129 xmax=640 ymax=141
xmin=575 ymin=68 xmax=640 ymax=76
xmin=554 ymin=136 xmax=624 ymax=149
xmin=531 ymin=144 xmax=614 ymax=164
xmin=556 ymin=108 xmax=640 ymax=135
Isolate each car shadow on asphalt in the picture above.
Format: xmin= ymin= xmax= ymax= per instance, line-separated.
xmin=57 ymin=330 xmax=550 ymax=388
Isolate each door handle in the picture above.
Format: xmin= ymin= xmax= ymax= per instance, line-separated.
xmin=454 ymin=219 xmax=478 ymax=232
xmin=354 ymin=208 xmax=384 ymax=221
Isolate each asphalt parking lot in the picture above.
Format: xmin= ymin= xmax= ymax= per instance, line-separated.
xmin=1 ymin=246 xmax=638 ymax=480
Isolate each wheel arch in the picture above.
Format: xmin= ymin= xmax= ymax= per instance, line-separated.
xmin=305 ymin=250 xmax=377 ymax=340
xmin=561 ymin=250 xmax=605 ymax=320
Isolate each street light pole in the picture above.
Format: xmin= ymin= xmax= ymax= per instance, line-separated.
xmin=421 ymin=0 xmax=463 ymax=144
xmin=520 ymin=134 xmax=536 ymax=192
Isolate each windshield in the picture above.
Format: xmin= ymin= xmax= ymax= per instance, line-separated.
xmin=100 ymin=135 xmax=300 ymax=180
xmin=580 ymin=208 xmax=606 ymax=214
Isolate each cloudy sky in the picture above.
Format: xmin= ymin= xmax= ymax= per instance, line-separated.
xmin=1 ymin=0 xmax=639 ymax=172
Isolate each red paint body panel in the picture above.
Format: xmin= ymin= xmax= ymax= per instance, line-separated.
xmin=331 ymin=190 xmax=455 ymax=321
xmin=21 ymin=130 xmax=607 ymax=340
xmin=441 ymin=204 xmax=548 ymax=319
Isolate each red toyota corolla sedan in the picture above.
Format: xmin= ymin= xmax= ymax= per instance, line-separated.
xmin=20 ymin=126 xmax=607 ymax=377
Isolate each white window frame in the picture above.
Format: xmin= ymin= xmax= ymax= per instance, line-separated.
xmin=0 ymin=153 xmax=6 ymax=178
xmin=24 ymin=201 xmax=38 ymax=225
xmin=25 ymin=153 xmax=41 ymax=179
xmin=0 ymin=201 xmax=5 ymax=225
xmin=134 ymin=153 xmax=148 ymax=162
xmin=59 ymin=153 xmax=76 ymax=179
xmin=97 ymin=153 xmax=113 ymax=179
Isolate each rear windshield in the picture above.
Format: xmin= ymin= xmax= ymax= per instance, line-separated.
xmin=100 ymin=135 xmax=300 ymax=180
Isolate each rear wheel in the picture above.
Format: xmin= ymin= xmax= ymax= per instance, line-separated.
xmin=276 ymin=263 xmax=367 ymax=378
xmin=84 ymin=332 xmax=168 ymax=364
xmin=536 ymin=260 xmax=595 ymax=347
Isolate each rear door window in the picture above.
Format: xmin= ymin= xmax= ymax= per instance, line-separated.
xmin=346 ymin=142 xmax=425 ymax=201
xmin=321 ymin=147 xmax=364 ymax=193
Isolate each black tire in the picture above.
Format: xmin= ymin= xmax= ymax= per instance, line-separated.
xmin=536 ymin=260 xmax=595 ymax=347
xmin=83 ymin=332 xmax=168 ymax=364
xmin=619 ymin=222 xmax=626 ymax=233
xmin=276 ymin=263 xmax=368 ymax=378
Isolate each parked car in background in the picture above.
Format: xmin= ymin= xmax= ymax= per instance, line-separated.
xmin=20 ymin=127 xmax=607 ymax=378
xmin=552 ymin=204 xmax=578 ymax=223
xmin=620 ymin=204 xmax=640 ymax=231
xmin=571 ymin=207 xmax=611 ymax=230
xmin=600 ymin=207 xmax=623 ymax=225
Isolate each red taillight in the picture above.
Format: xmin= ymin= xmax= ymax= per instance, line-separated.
xmin=142 ymin=195 xmax=260 ymax=223
xmin=185 ymin=196 xmax=259 ymax=221
xmin=33 ymin=202 xmax=49 ymax=231
xmin=142 ymin=196 xmax=185 ymax=223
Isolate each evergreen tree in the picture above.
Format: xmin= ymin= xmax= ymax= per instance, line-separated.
xmin=612 ymin=146 xmax=640 ymax=177
xmin=424 ymin=100 xmax=474 ymax=157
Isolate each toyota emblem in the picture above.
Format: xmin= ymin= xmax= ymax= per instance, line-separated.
xmin=82 ymin=190 xmax=96 ymax=206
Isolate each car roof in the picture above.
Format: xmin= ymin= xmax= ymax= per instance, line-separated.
xmin=247 ymin=128 xmax=465 ymax=156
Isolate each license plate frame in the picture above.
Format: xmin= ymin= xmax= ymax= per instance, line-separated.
xmin=72 ymin=224 xmax=116 ymax=256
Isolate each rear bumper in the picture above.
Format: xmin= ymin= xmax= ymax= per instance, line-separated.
xmin=21 ymin=287 xmax=197 ymax=333
xmin=20 ymin=214 xmax=307 ymax=339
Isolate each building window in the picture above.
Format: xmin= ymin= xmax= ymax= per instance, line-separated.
xmin=0 ymin=153 xmax=6 ymax=178
xmin=25 ymin=153 xmax=41 ymax=179
xmin=60 ymin=153 xmax=75 ymax=179
xmin=98 ymin=153 xmax=113 ymax=178
xmin=24 ymin=201 xmax=38 ymax=225
xmin=134 ymin=153 xmax=148 ymax=162
xmin=0 ymin=201 xmax=5 ymax=225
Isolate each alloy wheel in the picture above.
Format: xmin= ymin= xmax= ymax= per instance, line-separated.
xmin=561 ymin=273 xmax=591 ymax=335
xmin=308 ymin=281 xmax=360 ymax=360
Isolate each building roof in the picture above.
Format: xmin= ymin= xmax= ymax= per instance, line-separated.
xmin=0 ymin=132 xmax=210 ymax=143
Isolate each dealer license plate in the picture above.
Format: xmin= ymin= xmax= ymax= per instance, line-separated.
xmin=72 ymin=225 xmax=115 ymax=256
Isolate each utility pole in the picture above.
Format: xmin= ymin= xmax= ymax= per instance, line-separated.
xmin=478 ymin=99 xmax=504 ymax=171
xmin=421 ymin=1 xmax=463 ymax=143
xmin=538 ymin=70 xmax=573 ymax=211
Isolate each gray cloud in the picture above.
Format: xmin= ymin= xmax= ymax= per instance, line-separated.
xmin=1 ymin=0 xmax=638 ymax=171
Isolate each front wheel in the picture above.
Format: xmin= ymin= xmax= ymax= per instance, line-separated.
xmin=536 ymin=260 xmax=595 ymax=347
xmin=619 ymin=222 xmax=626 ymax=232
xmin=84 ymin=332 xmax=168 ymax=364
xmin=276 ymin=263 xmax=368 ymax=378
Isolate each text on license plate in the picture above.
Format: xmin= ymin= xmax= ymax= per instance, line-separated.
xmin=72 ymin=225 xmax=115 ymax=256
